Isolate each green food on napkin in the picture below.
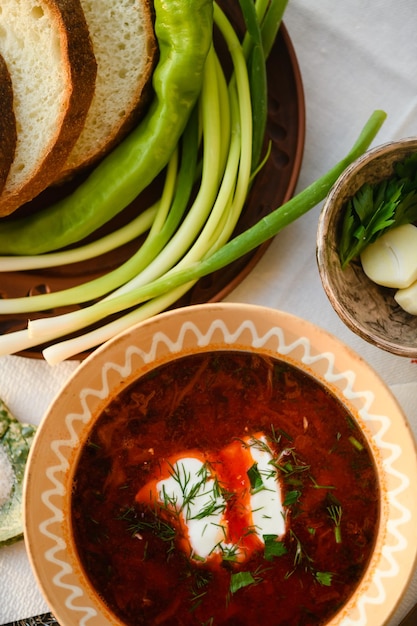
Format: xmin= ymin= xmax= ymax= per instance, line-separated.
xmin=0 ymin=398 xmax=36 ymax=546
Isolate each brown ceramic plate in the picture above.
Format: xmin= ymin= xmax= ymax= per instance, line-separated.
xmin=0 ymin=12 xmax=305 ymax=359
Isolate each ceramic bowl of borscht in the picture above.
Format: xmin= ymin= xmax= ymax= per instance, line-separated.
xmin=23 ymin=303 xmax=417 ymax=626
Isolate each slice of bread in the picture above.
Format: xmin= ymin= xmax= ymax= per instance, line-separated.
xmin=0 ymin=53 xmax=16 ymax=195
xmin=57 ymin=0 xmax=157 ymax=182
xmin=0 ymin=0 xmax=97 ymax=217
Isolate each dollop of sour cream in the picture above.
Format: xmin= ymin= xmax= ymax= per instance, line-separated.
xmin=136 ymin=433 xmax=286 ymax=563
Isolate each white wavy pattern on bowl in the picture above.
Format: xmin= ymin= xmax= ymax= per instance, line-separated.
xmin=38 ymin=318 xmax=410 ymax=626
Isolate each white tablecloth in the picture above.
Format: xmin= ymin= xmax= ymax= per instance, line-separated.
xmin=1 ymin=0 xmax=416 ymax=623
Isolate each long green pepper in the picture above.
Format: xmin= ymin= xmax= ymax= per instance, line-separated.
xmin=0 ymin=0 xmax=213 ymax=255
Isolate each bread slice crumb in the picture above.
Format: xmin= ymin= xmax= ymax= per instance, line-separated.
xmin=0 ymin=0 xmax=97 ymax=217
xmin=58 ymin=0 xmax=157 ymax=180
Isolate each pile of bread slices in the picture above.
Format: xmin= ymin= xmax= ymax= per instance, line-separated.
xmin=0 ymin=0 xmax=157 ymax=217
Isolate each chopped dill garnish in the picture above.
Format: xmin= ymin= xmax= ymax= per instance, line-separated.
xmin=86 ymin=440 xmax=101 ymax=450
xmin=127 ymin=506 xmax=177 ymax=556
xmin=273 ymin=448 xmax=310 ymax=478
xmin=269 ymin=423 xmax=293 ymax=443
xmin=309 ymin=475 xmax=336 ymax=490
xmin=291 ymin=530 xmax=310 ymax=568
xmin=325 ymin=492 xmax=343 ymax=544
xmin=219 ymin=542 xmax=240 ymax=562
xmin=285 ymin=530 xmax=333 ymax=586
xmin=327 ymin=504 xmax=343 ymax=544
xmin=191 ymin=500 xmax=227 ymax=520
xmin=189 ymin=568 xmax=213 ymax=612
xmin=246 ymin=435 xmax=273 ymax=455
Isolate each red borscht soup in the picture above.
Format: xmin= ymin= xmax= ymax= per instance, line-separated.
xmin=72 ymin=350 xmax=379 ymax=625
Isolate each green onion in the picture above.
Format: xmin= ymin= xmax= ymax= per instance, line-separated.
xmin=259 ymin=0 xmax=289 ymax=59
xmin=0 ymin=205 xmax=157 ymax=271
xmin=239 ymin=0 xmax=267 ymax=169
xmin=348 ymin=436 xmax=364 ymax=451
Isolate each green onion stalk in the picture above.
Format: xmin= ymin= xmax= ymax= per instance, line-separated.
xmin=0 ymin=205 xmax=157 ymax=271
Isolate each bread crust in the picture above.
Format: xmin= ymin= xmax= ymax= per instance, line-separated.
xmin=0 ymin=0 xmax=97 ymax=217
xmin=57 ymin=0 xmax=158 ymax=181
xmin=0 ymin=55 xmax=16 ymax=195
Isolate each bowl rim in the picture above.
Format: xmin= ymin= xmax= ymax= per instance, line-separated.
xmin=317 ymin=137 xmax=417 ymax=358
xmin=23 ymin=302 xmax=417 ymax=626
